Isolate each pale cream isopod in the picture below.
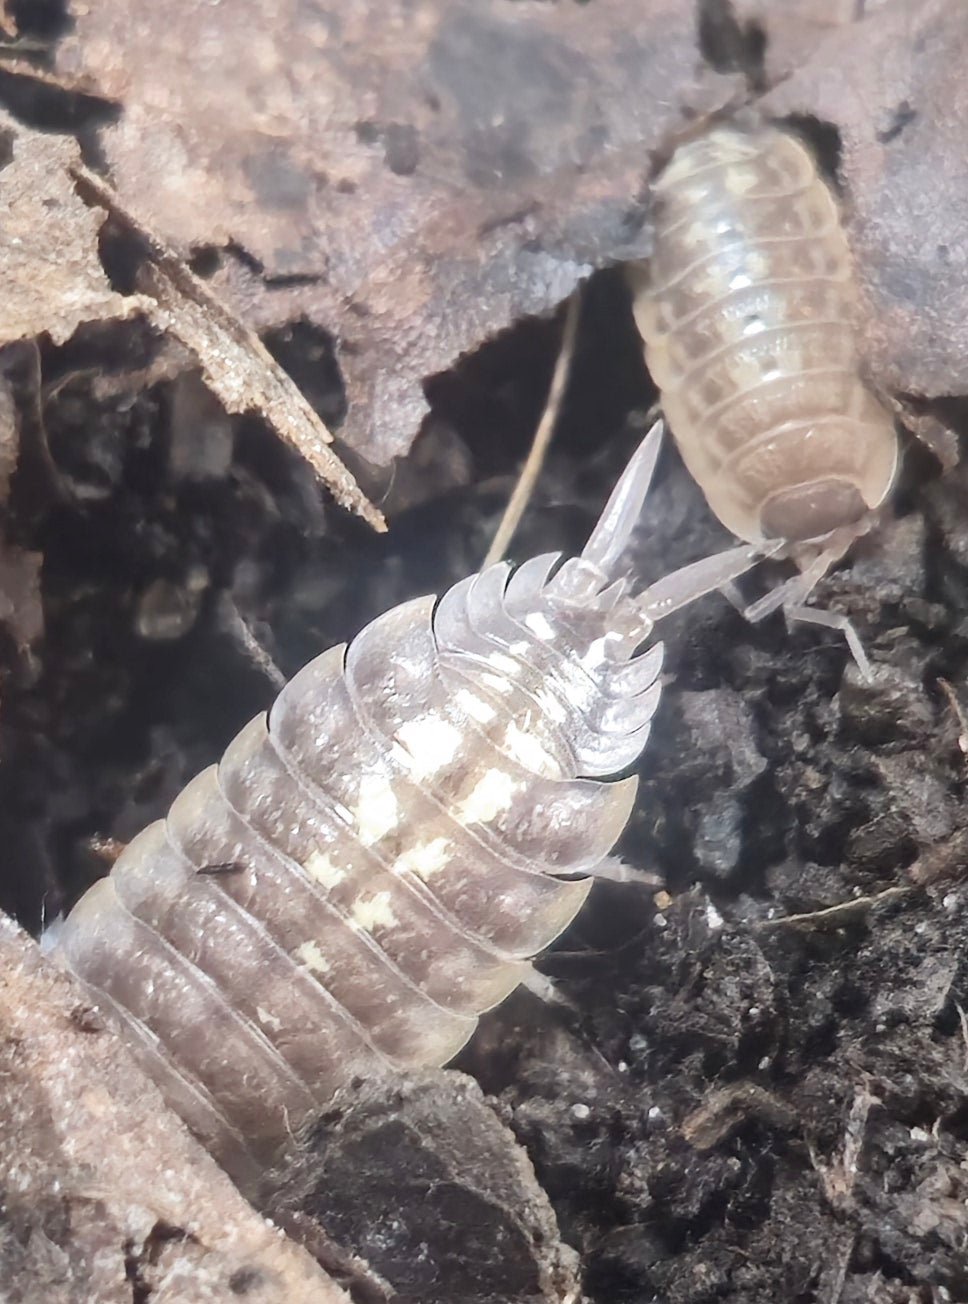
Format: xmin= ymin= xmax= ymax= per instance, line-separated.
xmin=630 ymin=123 xmax=900 ymax=673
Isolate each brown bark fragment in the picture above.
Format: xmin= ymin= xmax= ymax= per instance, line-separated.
xmin=0 ymin=119 xmax=129 ymax=346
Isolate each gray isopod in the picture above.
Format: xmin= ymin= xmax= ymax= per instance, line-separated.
xmin=50 ymin=424 xmax=762 ymax=1190
xmin=630 ymin=123 xmax=900 ymax=671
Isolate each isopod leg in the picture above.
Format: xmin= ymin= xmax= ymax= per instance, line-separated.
xmin=736 ymin=546 xmax=874 ymax=679
xmin=784 ymin=604 xmax=873 ymax=681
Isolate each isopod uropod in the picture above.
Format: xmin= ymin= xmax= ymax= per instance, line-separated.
xmin=50 ymin=424 xmax=762 ymax=1190
xmin=629 ymin=123 xmax=900 ymax=671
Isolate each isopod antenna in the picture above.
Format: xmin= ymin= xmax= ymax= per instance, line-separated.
xmin=551 ymin=418 xmax=777 ymax=630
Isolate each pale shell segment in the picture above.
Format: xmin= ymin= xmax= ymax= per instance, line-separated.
xmin=632 ymin=124 xmax=898 ymax=544
xmin=53 ymin=538 xmax=669 ymax=1178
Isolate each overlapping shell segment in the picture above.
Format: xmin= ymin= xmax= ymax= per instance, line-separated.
xmin=54 ymin=545 xmax=663 ymax=1182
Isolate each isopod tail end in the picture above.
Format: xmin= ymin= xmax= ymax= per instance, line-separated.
xmin=580 ymin=418 xmax=665 ymax=579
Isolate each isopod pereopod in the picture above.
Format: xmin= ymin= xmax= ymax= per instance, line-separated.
xmin=50 ymin=422 xmax=763 ymax=1189
xmin=630 ymin=123 xmax=900 ymax=673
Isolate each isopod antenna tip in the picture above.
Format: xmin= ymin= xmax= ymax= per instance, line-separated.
xmin=580 ymin=418 xmax=666 ymax=579
xmin=560 ymin=416 xmax=776 ymax=621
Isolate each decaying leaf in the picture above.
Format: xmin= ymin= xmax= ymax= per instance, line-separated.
xmin=0 ymin=113 xmax=380 ymax=527
xmin=0 ymin=914 xmax=350 ymax=1304
xmin=52 ymin=0 xmax=745 ymax=463
xmin=0 ymin=118 xmax=130 ymax=346
xmin=73 ymin=164 xmax=385 ymax=529
xmin=763 ymin=0 xmax=968 ymax=399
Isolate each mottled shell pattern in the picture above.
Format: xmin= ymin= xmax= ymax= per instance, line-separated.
xmin=53 ymin=424 xmax=759 ymax=1189
xmin=631 ymin=124 xmax=898 ymax=548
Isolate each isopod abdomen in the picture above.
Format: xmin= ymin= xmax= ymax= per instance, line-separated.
xmin=51 ymin=424 xmax=762 ymax=1188
xmin=630 ymin=124 xmax=899 ymax=549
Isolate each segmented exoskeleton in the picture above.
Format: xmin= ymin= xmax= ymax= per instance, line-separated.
xmin=52 ymin=425 xmax=762 ymax=1191
xmin=630 ymin=124 xmax=900 ymax=672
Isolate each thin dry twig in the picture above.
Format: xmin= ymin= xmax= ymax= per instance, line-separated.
xmin=937 ymin=677 xmax=968 ymax=756
xmin=954 ymin=1000 xmax=968 ymax=1072
xmin=755 ymin=884 xmax=913 ymax=932
xmin=483 ymin=291 xmax=582 ymax=568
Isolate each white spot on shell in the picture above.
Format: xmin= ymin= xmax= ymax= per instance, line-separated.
xmin=256 ymin=1005 xmax=282 ymax=1032
xmin=296 ymin=939 xmax=331 ymax=975
xmin=353 ymin=772 xmax=399 ymax=845
xmin=397 ymin=716 xmax=463 ymax=778
xmin=303 ymin=849 xmax=345 ymax=891
xmin=503 ymin=721 xmax=557 ymax=776
xmin=524 ymin=612 xmax=555 ymax=640
xmin=393 ymin=837 xmax=452 ymax=879
xmin=456 ymin=689 xmax=496 ymax=724
xmin=350 ymin=890 xmax=398 ymax=932
xmin=457 ymin=768 xmax=517 ymax=824
xmin=487 ymin=652 xmax=520 ymax=676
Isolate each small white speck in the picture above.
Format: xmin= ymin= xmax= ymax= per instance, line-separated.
xmin=456 ymin=689 xmax=496 ymax=724
xmin=758 ymin=1056 xmax=771 ymax=1071
xmin=393 ymin=837 xmax=452 ymax=879
xmin=481 ymin=672 xmax=512 ymax=695
xmin=705 ymin=903 xmax=724 ymax=931
xmin=303 ymin=849 xmax=345 ymax=891
xmin=256 ymin=1005 xmax=282 ymax=1032
xmin=524 ymin=612 xmax=555 ymax=640
xmin=910 ymin=1126 xmax=930 ymax=1142
xmin=943 ymin=892 xmax=959 ymax=911
xmin=617 ymin=1060 xmax=628 ymax=1073
xmin=350 ymin=890 xmax=398 ymax=932
xmin=654 ymin=912 xmax=667 ymax=929
xmin=456 ymin=767 xmax=517 ymax=824
xmin=353 ymin=772 xmax=399 ymax=844
xmin=503 ymin=721 xmax=557 ymax=776
xmin=647 ymin=1105 xmax=663 ymax=1121
xmin=397 ymin=716 xmax=463 ymax=778
xmin=488 ymin=652 xmax=520 ymax=676
xmin=747 ymin=1005 xmax=761 ymax=1019
xmin=295 ymin=939 xmax=330 ymax=975
xmin=571 ymin=1103 xmax=591 ymax=1121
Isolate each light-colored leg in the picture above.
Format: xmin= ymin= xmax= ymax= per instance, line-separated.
xmin=784 ymin=604 xmax=873 ymax=681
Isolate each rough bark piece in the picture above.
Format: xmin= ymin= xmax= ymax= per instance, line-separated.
xmin=55 ymin=0 xmax=743 ymax=462
xmin=0 ymin=915 xmax=350 ymax=1304
xmin=0 ymin=117 xmax=129 ymax=346
xmin=272 ymin=1070 xmax=581 ymax=1304
xmin=0 ymin=110 xmax=379 ymax=527
xmin=763 ymin=0 xmax=968 ymax=399
xmin=73 ymin=165 xmax=384 ymax=530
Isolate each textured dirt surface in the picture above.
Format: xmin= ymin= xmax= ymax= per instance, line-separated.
xmin=1 ymin=1 xmax=968 ymax=1302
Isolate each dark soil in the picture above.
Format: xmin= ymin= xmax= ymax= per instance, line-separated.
xmin=4 ymin=262 xmax=968 ymax=1304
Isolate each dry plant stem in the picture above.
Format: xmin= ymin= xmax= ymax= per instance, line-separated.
xmin=483 ymin=291 xmax=582 ymax=568
xmin=755 ymin=884 xmax=913 ymax=932
xmin=69 ymin=163 xmax=385 ymax=532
